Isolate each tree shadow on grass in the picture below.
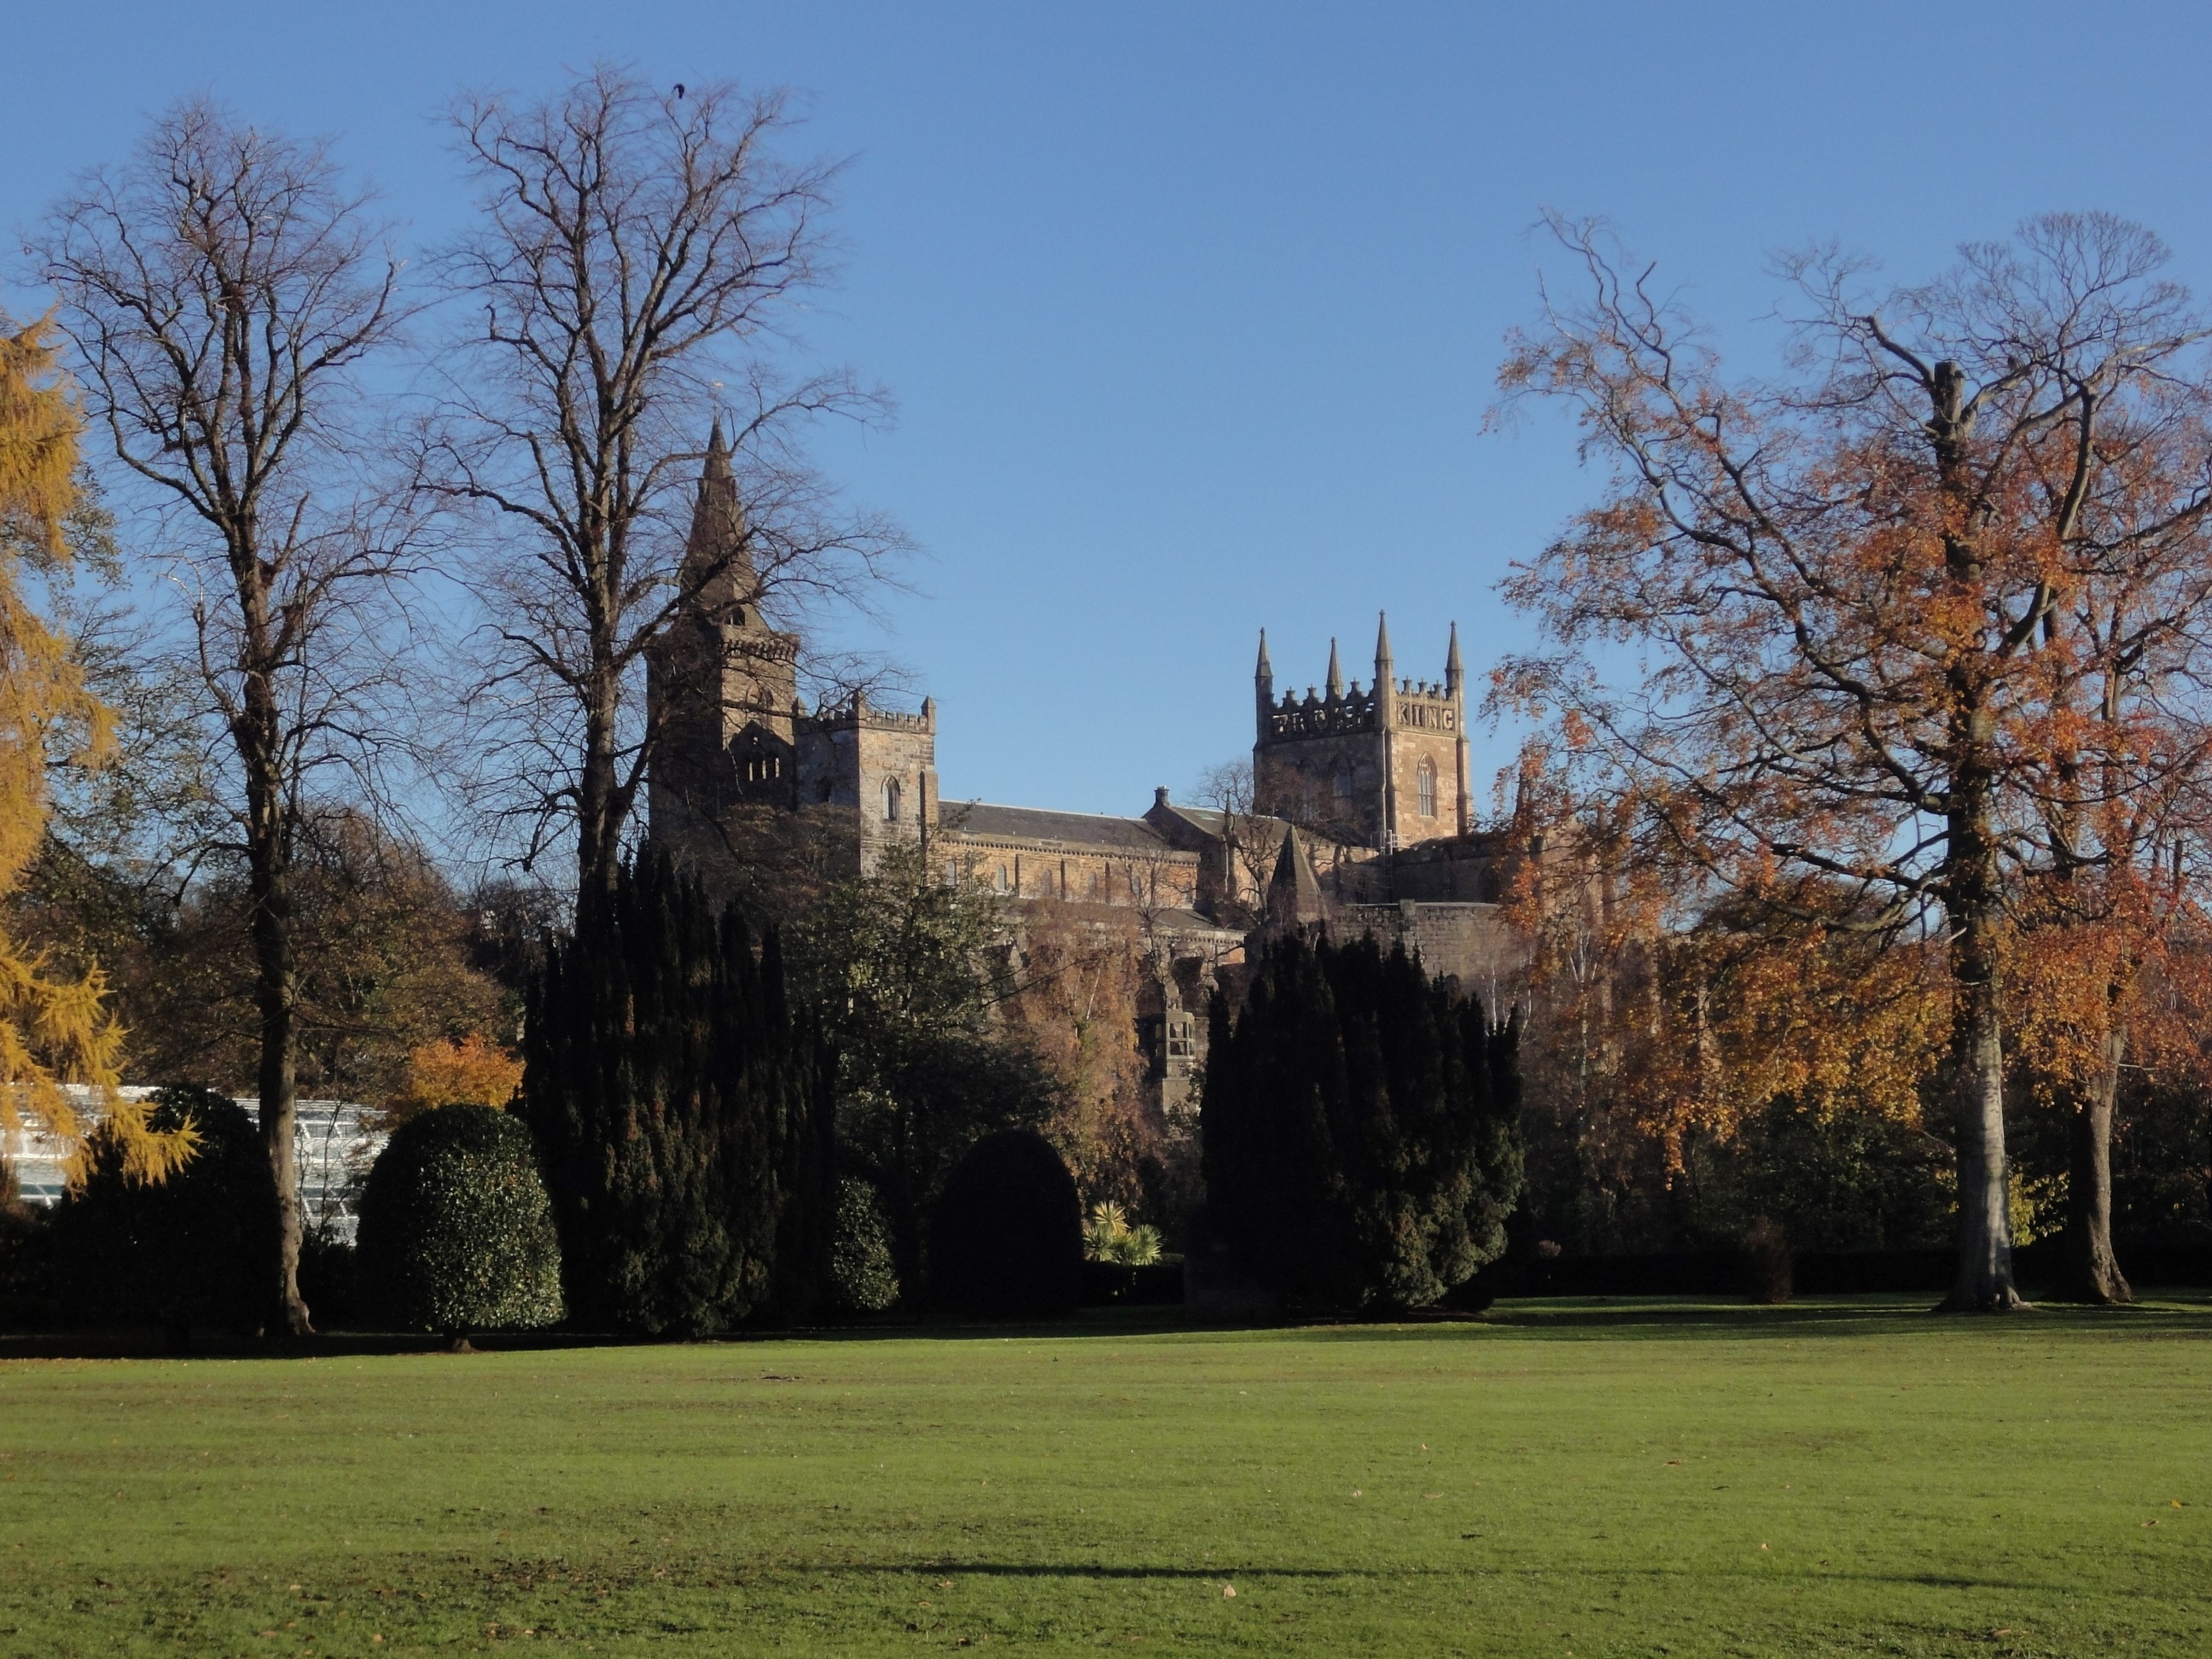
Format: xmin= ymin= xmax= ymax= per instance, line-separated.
xmin=1460 ymin=1294 xmax=2212 ymax=1343
xmin=7 ymin=1294 xmax=2205 ymax=1362
xmin=741 ymin=1559 xmax=2071 ymax=1597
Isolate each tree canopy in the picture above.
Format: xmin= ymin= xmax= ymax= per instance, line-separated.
xmin=0 ymin=317 xmax=182 ymax=1184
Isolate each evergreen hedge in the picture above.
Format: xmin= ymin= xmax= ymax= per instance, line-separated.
xmin=55 ymin=1086 xmax=280 ymax=1337
xmin=829 ymin=1175 xmax=900 ymax=1313
xmin=929 ymin=1129 xmax=1083 ymax=1318
xmin=1201 ymin=931 xmax=1523 ymax=1311
xmin=355 ymin=1105 xmax=563 ymax=1335
xmin=522 ymin=851 xmax=836 ymax=1334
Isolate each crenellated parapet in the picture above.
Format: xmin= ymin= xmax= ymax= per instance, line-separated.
xmin=1262 ymin=682 xmax=1379 ymax=743
xmin=1389 ymin=684 xmax=1458 ymax=731
xmin=804 ymin=690 xmax=938 ymax=735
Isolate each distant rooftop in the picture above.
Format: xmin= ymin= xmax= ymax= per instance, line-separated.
xmin=941 ymin=802 xmax=1177 ymax=853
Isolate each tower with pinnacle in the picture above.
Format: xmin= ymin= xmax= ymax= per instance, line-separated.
xmin=648 ymin=427 xmax=938 ymax=881
xmin=1251 ymin=614 xmax=1469 ymax=849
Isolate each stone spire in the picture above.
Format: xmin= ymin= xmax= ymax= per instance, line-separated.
xmin=1325 ymin=637 xmax=1344 ymax=698
xmin=1255 ymin=628 xmax=1273 ymax=686
xmin=1374 ymin=610 xmax=1394 ymax=684
xmin=1445 ymin=620 xmax=1464 ymax=696
xmin=683 ymin=420 xmax=754 ymax=620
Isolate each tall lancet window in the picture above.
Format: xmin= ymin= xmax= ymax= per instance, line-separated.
xmin=1417 ymin=758 xmax=1438 ymax=818
xmin=883 ymin=777 xmax=903 ymax=822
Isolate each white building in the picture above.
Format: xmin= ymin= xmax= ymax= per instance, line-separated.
xmin=2 ymin=1087 xmax=387 ymax=1244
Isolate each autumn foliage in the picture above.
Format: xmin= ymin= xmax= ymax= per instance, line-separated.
xmin=0 ymin=318 xmax=180 ymax=1185
xmin=1498 ymin=212 xmax=2212 ymax=1307
xmin=393 ymin=1033 xmax=524 ymax=1121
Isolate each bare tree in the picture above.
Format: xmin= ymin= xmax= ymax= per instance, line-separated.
xmin=1194 ymin=758 xmax=1286 ymax=921
xmin=422 ymin=66 xmax=902 ymax=899
xmin=34 ymin=99 xmax=410 ymax=1334
xmin=1498 ymin=212 xmax=2212 ymax=1311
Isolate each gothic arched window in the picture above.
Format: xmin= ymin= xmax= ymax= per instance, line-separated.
xmin=1417 ymin=758 xmax=1438 ymax=818
xmin=882 ymin=777 xmax=903 ymax=822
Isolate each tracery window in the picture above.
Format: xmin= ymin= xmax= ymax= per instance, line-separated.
xmin=1417 ymin=758 xmax=1437 ymax=818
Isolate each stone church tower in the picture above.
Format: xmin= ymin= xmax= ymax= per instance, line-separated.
xmin=648 ymin=427 xmax=939 ymax=878
xmin=1251 ymin=614 xmax=1469 ymax=850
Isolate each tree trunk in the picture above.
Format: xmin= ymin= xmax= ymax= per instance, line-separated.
xmin=2060 ymin=1022 xmax=2133 ymax=1304
xmin=1936 ymin=786 xmax=2026 ymax=1313
xmin=1940 ymin=962 xmax=2025 ymax=1310
xmin=246 ymin=728 xmax=312 ymax=1337
xmin=576 ymin=663 xmax=624 ymax=899
xmin=1929 ymin=395 xmax=2025 ymax=1313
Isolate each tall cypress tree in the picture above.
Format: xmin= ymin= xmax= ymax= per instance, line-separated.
xmin=1201 ymin=931 xmax=1522 ymax=1310
xmin=522 ymin=851 xmax=834 ymax=1333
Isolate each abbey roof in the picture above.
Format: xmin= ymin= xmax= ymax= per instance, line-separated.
xmin=941 ymin=802 xmax=1180 ymax=854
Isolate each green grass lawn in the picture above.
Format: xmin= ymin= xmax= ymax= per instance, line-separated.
xmin=3 ymin=1298 xmax=2210 ymax=1656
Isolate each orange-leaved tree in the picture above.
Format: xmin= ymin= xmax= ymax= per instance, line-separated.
xmin=0 ymin=317 xmax=186 ymax=1183
xmin=1497 ymin=212 xmax=2212 ymax=1309
xmin=1499 ymin=752 xmax=1947 ymax=1245
xmin=391 ymin=1033 xmax=524 ymax=1121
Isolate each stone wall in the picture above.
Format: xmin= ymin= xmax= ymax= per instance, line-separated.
xmin=1345 ymin=899 xmax=1528 ymax=1000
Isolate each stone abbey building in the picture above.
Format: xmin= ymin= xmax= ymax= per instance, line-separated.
xmin=649 ymin=432 xmax=1523 ymax=1107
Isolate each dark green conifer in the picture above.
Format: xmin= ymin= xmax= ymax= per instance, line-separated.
xmin=1201 ymin=932 xmax=1522 ymax=1310
xmin=521 ymin=851 xmax=834 ymax=1334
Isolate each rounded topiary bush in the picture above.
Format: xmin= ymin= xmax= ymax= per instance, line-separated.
xmin=356 ymin=1105 xmax=563 ymax=1336
xmin=55 ymin=1086 xmax=278 ymax=1337
xmin=929 ymin=1130 xmax=1082 ymax=1319
xmin=829 ymin=1175 xmax=900 ymax=1313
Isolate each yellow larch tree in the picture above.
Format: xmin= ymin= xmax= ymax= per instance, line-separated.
xmin=0 ymin=317 xmax=184 ymax=1184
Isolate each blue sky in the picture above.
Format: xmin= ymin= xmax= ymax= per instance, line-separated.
xmin=7 ymin=3 xmax=2212 ymax=820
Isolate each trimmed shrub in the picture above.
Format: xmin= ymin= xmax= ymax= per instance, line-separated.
xmin=929 ymin=1130 xmax=1082 ymax=1318
xmin=355 ymin=1106 xmax=563 ymax=1336
xmin=829 ymin=1176 xmax=900 ymax=1313
xmin=55 ymin=1086 xmax=278 ymax=1336
xmin=1202 ymin=932 xmax=1523 ymax=1312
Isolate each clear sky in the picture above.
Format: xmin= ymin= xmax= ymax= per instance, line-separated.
xmin=7 ymin=2 xmax=2212 ymax=822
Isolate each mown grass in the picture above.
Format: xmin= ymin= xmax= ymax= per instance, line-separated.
xmin=3 ymin=1296 xmax=2210 ymax=1656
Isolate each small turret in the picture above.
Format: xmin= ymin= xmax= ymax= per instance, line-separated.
xmin=1265 ymin=825 xmax=1328 ymax=930
xmin=1445 ymin=620 xmax=1464 ymax=697
xmin=1325 ymin=637 xmax=1343 ymax=698
xmin=1374 ymin=611 xmax=1394 ymax=678
xmin=1254 ymin=629 xmax=1275 ymax=735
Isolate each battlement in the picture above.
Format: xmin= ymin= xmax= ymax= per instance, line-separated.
xmin=1261 ymin=683 xmax=1378 ymax=743
xmin=726 ymin=629 xmax=800 ymax=667
xmin=1392 ymin=690 xmax=1457 ymax=731
xmin=806 ymin=690 xmax=937 ymax=734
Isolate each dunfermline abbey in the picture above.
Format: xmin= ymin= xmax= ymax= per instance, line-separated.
xmin=649 ymin=430 xmax=1522 ymax=1109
